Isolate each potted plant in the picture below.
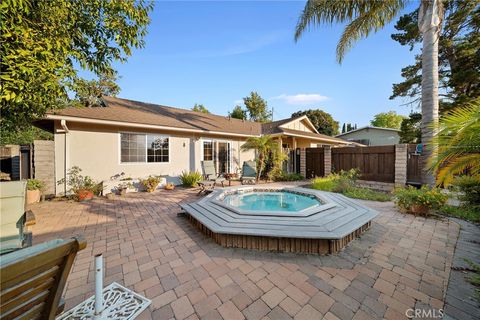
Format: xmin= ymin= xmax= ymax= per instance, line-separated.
xmin=117 ymin=178 xmax=133 ymax=196
xmin=26 ymin=179 xmax=44 ymax=204
xmin=393 ymin=186 xmax=447 ymax=216
xmin=59 ymin=166 xmax=101 ymax=201
xmin=165 ymin=182 xmax=175 ymax=190
xmin=140 ymin=176 xmax=162 ymax=192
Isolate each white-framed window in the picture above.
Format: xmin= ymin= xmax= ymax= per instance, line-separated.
xmin=120 ymin=133 xmax=169 ymax=163
xmin=202 ymin=140 xmax=214 ymax=161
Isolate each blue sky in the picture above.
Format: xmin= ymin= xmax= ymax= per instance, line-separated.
xmin=112 ymin=0 xmax=420 ymax=127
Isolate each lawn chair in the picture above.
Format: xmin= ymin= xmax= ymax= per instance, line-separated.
xmin=241 ymin=161 xmax=257 ymax=185
xmin=201 ymin=161 xmax=226 ymax=187
xmin=0 ymin=236 xmax=87 ymax=319
xmin=198 ymin=161 xmax=226 ymax=195
xmin=0 ymin=181 xmax=36 ymax=254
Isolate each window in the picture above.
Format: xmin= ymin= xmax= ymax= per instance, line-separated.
xmin=147 ymin=135 xmax=169 ymax=162
xmin=120 ymin=133 xmax=169 ymax=163
xmin=121 ymin=133 xmax=146 ymax=163
xmin=203 ymin=141 xmax=213 ymax=161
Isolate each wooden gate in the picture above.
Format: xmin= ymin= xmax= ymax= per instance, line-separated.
xmin=407 ymin=144 xmax=423 ymax=185
xmin=332 ymin=146 xmax=395 ymax=183
xmin=306 ymin=148 xmax=324 ymax=178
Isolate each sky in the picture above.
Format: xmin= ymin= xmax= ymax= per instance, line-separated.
xmin=111 ymin=0 xmax=421 ymax=128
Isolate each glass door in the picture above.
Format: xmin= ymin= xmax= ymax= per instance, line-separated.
xmin=217 ymin=142 xmax=231 ymax=174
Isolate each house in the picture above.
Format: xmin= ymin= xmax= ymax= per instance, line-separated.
xmin=335 ymin=126 xmax=400 ymax=146
xmin=36 ymin=96 xmax=351 ymax=195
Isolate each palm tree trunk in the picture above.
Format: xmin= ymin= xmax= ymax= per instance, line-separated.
xmin=418 ymin=0 xmax=442 ymax=186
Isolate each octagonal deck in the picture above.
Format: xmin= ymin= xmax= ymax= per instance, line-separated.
xmin=181 ymin=187 xmax=378 ymax=254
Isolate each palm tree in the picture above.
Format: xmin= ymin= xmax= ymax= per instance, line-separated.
xmin=295 ymin=0 xmax=444 ymax=186
xmin=241 ymin=135 xmax=278 ymax=181
xmin=430 ymin=100 xmax=480 ymax=186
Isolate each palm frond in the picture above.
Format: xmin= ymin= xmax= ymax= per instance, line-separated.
xmin=295 ymin=0 xmax=406 ymax=63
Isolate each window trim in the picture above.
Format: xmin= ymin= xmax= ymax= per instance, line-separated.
xmin=119 ymin=132 xmax=170 ymax=165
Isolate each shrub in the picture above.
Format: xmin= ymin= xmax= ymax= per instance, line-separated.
xmin=452 ymin=176 xmax=480 ymax=206
xmin=393 ymin=186 xmax=447 ymax=214
xmin=179 ymin=171 xmax=202 ymax=187
xmin=271 ymin=171 xmax=304 ymax=182
xmin=140 ymin=176 xmax=162 ymax=192
xmin=343 ymin=187 xmax=391 ymax=202
xmin=27 ymin=179 xmax=45 ymax=191
xmin=311 ymin=175 xmax=338 ymax=192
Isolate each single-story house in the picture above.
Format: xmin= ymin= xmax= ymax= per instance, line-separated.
xmin=36 ymin=96 xmax=351 ymax=195
xmin=335 ymin=126 xmax=401 ymax=146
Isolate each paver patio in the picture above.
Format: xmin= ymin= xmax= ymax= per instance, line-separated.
xmin=29 ymin=186 xmax=461 ymax=319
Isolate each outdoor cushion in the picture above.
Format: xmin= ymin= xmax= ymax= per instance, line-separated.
xmin=0 ymin=181 xmax=27 ymax=254
xmin=241 ymin=161 xmax=257 ymax=183
xmin=201 ymin=161 xmax=226 ymax=183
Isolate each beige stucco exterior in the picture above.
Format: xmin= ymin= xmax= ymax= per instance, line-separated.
xmin=54 ymin=121 xmax=255 ymax=195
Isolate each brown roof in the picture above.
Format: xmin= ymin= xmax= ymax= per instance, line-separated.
xmin=52 ymin=96 xmax=262 ymax=135
xmin=49 ymin=96 xmax=347 ymax=143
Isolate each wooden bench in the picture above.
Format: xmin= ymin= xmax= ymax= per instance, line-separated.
xmin=0 ymin=236 xmax=87 ymax=319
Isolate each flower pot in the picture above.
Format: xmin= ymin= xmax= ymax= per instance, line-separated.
xmin=165 ymin=183 xmax=175 ymax=190
xmin=118 ymin=188 xmax=128 ymax=196
xmin=409 ymin=204 xmax=429 ymax=215
xmin=26 ymin=189 xmax=41 ymax=204
xmin=77 ymin=189 xmax=94 ymax=202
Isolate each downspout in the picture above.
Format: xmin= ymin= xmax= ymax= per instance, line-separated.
xmin=60 ymin=120 xmax=69 ymax=195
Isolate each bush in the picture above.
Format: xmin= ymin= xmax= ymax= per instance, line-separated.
xmin=393 ymin=186 xmax=447 ymax=214
xmin=311 ymin=169 xmax=390 ymax=202
xmin=439 ymin=205 xmax=480 ymax=223
xmin=271 ymin=171 xmax=304 ymax=182
xmin=452 ymin=176 xmax=480 ymax=206
xmin=179 ymin=171 xmax=203 ymax=187
xmin=140 ymin=176 xmax=162 ymax=192
xmin=27 ymin=179 xmax=45 ymax=191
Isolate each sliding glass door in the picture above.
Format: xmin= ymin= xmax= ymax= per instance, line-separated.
xmin=202 ymin=140 xmax=231 ymax=174
xmin=217 ymin=142 xmax=231 ymax=174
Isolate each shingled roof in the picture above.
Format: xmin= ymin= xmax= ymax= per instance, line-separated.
xmin=49 ymin=96 xmax=348 ymax=144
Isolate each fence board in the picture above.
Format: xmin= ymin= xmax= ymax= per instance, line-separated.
xmin=331 ymin=146 xmax=395 ymax=183
xmin=305 ymin=148 xmax=324 ymax=178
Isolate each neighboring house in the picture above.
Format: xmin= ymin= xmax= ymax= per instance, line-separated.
xmin=335 ymin=126 xmax=400 ymax=146
xmin=35 ymin=96 xmax=351 ymax=195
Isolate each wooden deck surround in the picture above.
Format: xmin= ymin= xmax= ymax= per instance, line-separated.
xmin=181 ymin=187 xmax=377 ymax=255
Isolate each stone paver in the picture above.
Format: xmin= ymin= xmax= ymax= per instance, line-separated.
xmin=29 ymin=187 xmax=463 ymax=319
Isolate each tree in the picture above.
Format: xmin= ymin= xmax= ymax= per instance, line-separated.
xmin=240 ymin=135 xmax=278 ymax=181
xmin=243 ymin=92 xmax=272 ymax=123
xmin=229 ymin=105 xmax=247 ymax=120
xmin=192 ymin=103 xmax=210 ymax=114
xmin=0 ymin=126 xmax=53 ymax=145
xmin=74 ymin=71 xmax=120 ymax=107
xmin=390 ymin=1 xmax=480 ymax=111
xmin=399 ymin=113 xmax=422 ymax=143
xmin=430 ymin=99 xmax=480 ymax=186
xmin=291 ymin=109 xmax=339 ymax=136
xmin=1 ymin=0 xmax=153 ymax=130
xmin=294 ymin=0 xmax=444 ymax=185
xmin=370 ymin=111 xmax=405 ymax=129
xmin=342 ymin=123 xmax=346 ymax=133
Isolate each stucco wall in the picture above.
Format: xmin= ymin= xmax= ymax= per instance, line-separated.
xmin=54 ymin=121 xmax=255 ymax=195
xmin=338 ymin=128 xmax=400 ymax=146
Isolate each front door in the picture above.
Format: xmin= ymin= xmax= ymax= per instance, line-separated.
xmin=217 ymin=142 xmax=231 ymax=174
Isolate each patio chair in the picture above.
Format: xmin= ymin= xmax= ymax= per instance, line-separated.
xmin=0 ymin=181 xmax=35 ymax=254
xmin=0 ymin=236 xmax=87 ymax=319
xmin=241 ymin=161 xmax=257 ymax=185
xmin=201 ymin=161 xmax=226 ymax=187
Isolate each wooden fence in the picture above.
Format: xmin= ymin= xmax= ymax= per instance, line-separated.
xmin=330 ymin=146 xmax=396 ymax=183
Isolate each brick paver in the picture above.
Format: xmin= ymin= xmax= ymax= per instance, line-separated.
xmin=29 ymin=187 xmax=461 ymax=319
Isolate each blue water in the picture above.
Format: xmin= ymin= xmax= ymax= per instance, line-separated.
xmin=223 ymin=192 xmax=321 ymax=212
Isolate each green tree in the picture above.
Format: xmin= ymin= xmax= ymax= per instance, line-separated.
xmin=294 ymin=0 xmax=444 ymax=185
xmin=370 ymin=111 xmax=405 ymax=129
xmin=390 ymin=1 xmax=480 ymax=110
xmin=243 ymin=92 xmax=272 ymax=123
xmin=1 ymin=0 xmax=153 ymax=130
xmin=0 ymin=126 xmax=53 ymax=145
xmin=192 ymin=103 xmax=210 ymax=114
xmin=342 ymin=123 xmax=346 ymax=133
xmin=430 ymin=99 xmax=480 ymax=186
xmin=399 ymin=112 xmax=422 ymax=143
xmin=240 ymin=135 xmax=278 ymax=181
xmin=229 ymin=105 xmax=247 ymax=120
xmin=291 ymin=109 xmax=339 ymax=136
xmin=74 ymin=71 xmax=120 ymax=107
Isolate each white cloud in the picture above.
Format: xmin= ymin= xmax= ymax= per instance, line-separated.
xmin=233 ymin=99 xmax=243 ymax=105
xmin=271 ymin=94 xmax=329 ymax=105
